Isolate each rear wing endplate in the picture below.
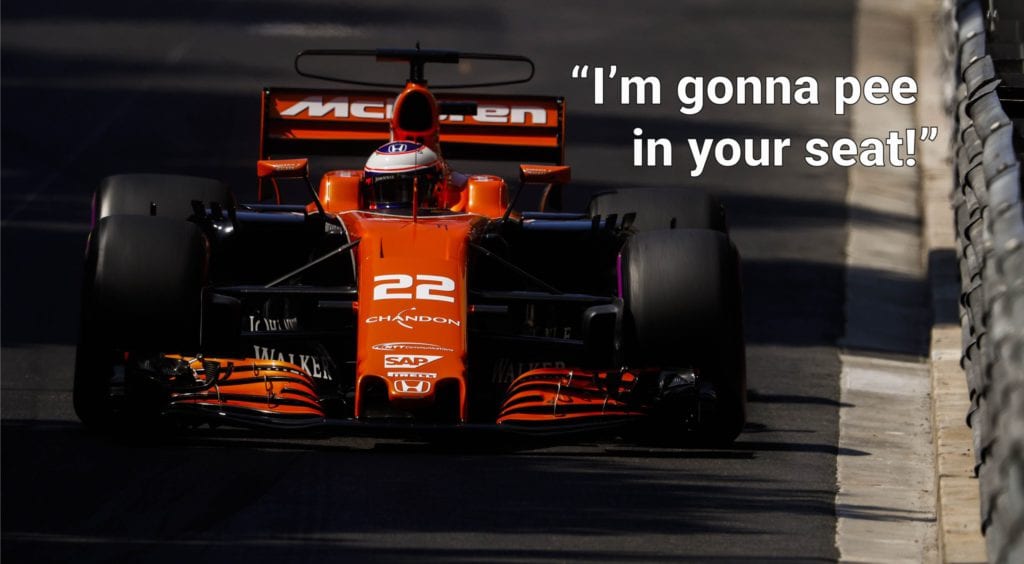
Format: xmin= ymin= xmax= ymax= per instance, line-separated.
xmin=260 ymin=88 xmax=565 ymax=164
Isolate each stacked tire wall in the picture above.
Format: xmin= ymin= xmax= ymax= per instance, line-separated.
xmin=953 ymin=1 xmax=1024 ymax=561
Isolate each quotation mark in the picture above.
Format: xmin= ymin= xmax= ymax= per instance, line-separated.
xmin=571 ymin=64 xmax=618 ymax=80
xmin=571 ymin=65 xmax=618 ymax=104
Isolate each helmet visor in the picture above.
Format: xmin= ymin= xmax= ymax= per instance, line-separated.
xmin=366 ymin=168 xmax=439 ymax=209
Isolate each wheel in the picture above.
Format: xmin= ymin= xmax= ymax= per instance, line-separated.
xmin=588 ymin=187 xmax=727 ymax=233
xmin=73 ymin=215 xmax=208 ymax=429
xmin=621 ymin=228 xmax=746 ymax=444
xmin=94 ymin=174 xmax=234 ymax=220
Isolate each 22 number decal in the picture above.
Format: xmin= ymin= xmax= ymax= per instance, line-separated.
xmin=373 ymin=274 xmax=456 ymax=303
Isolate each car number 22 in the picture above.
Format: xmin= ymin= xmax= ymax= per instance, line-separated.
xmin=373 ymin=274 xmax=456 ymax=303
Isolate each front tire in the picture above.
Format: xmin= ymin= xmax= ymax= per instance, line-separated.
xmin=73 ymin=215 xmax=208 ymax=429
xmin=622 ymin=228 xmax=746 ymax=444
xmin=94 ymin=174 xmax=234 ymax=220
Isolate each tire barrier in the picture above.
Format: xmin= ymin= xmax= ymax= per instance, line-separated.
xmin=952 ymin=1 xmax=1024 ymax=562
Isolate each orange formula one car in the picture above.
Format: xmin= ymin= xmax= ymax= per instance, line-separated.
xmin=73 ymin=49 xmax=746 ymax=444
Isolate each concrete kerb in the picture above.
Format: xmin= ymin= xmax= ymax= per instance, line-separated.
xmin=835 ymin=0 xmax=987 ymax=562
xmin=835 ymin=2 xmax=936 ymax=561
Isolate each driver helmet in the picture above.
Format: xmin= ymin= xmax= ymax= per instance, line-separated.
xmin=363 ymin=141 xmax=444 ymax=210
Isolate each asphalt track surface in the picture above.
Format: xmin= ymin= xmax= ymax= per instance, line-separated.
xmin=1 ymin=1 xmax=873 ymax=561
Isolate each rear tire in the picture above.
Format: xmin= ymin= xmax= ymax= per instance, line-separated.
xmin=622 ymin=228 xmax=746 ymax=444
xmin=73 ymin=215 xmax=208 ymax=429
xmin=589 ymin=187 xmax=727 ymax=233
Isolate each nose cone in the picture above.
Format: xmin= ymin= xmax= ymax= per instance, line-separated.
xmin=342 ymin=212 xmax=484 ymax=422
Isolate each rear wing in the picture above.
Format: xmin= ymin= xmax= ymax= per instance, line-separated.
xmin=260 ymin=88 xmax=565 ymax=164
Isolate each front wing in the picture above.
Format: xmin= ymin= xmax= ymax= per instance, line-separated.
xmin=155 ymin=355 xmax=678 ymax=436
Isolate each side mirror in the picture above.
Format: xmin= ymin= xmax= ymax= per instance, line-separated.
xmin=257 ymin=158 xmax=309 ymax=179
xmin=519 ymin=164 xmax=571 ymax=184
xmin=256 ymin=158 xmax=324 ymax=215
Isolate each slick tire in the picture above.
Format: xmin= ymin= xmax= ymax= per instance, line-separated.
xmin=588 ymin=187 xmax=727 ymax=233
xmin=622 ymin=228 xmax=746 ymax=444
xmin=95 ymin=174 xmax=234 ymax=220
xmin=73 ymin=215 xmax=208 ymax=429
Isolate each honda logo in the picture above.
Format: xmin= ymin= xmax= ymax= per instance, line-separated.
xmin=394 ymin=379 xmax=432 ymax=394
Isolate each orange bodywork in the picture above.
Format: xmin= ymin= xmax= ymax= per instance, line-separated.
xmin=339 ymin=211 xmax=487 ymax=422
xmin=260 ymin=87 xmax=565 ymax=164
xmin=497 ymin=369 xmax=646 ymax=424
xmin=256 ymin=158 xmax=309 ymax=178
xmin=389 ymin=82 xmax=442 ymax=151
xmin=464 ymin=175 xmax=508 ymax=218
xmin=319 ymin=170 xmax=363 ymax=213
xmin=160 ymin=208 xmax=493 ymax=424
xmin=165 ymin=356 xmax=325 ymax=421
xmin=172 ymin=76 xmax=645 ymax=430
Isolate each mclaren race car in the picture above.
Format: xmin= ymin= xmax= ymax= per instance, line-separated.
xmin=73 ymin=48 xmax=746 ymax=444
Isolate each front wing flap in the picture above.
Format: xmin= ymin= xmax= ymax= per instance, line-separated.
xmin=155 ymin=356 xmax=662 ymax=436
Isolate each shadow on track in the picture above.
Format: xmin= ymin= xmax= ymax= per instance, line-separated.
xmin=3 ymin=418 xmax=839 ymax=563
